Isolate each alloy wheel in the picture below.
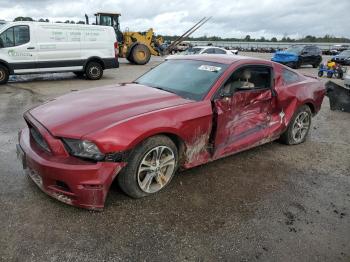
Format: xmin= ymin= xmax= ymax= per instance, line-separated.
xmin=291 ymin=111 xmax=310 ymax=143
xmin=137 ymin=146 xmax=176 ymax=193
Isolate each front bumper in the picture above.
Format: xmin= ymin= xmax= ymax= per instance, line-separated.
xmin=18 ymin=127 xmax=125 ymax=210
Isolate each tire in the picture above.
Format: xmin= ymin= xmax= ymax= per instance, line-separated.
xmin=126 ymin=54 xmax=134 ymax=64
xmin=279 ymin=105 xmax=312 ymax=145
xmin=73 ymin=71 xmax=85 ymax=78
xmin=118 ymin=135 xmax=178 ymax=198
xmin=318 ymin=71 xmax=323 ymax=77
xmin=327 ymin=72 xmax=333 ymax=78
xmin=130 ymin=44 xmax=151 ymax=65
xmin=286 ymin=62 xmax=295 ymax=69
xmin=312 ymin=63 xmax=319 ymax=68
xmin=295 ymin=60 xmax=301 ymax=69
xmin=0 ymin=65 xmax=9 ymax=85
xmin=85 ymin=62 xmax=103 ymax=80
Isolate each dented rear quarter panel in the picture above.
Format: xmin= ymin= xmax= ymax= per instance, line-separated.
xmin=273 ymin=64 xmax=325 ymax=122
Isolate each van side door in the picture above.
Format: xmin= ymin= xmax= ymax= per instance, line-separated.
xmin=34 ymin=24 xmax=82 ymax=72
xmin=0 ymin=25 xmax=36 ymax=73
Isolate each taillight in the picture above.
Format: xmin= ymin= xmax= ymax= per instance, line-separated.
xmin=114 ymin=42 xmax=119 ymax=57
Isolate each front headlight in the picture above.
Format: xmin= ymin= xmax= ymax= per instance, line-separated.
xmin=62 ymin=138 xmax=105 ymax=161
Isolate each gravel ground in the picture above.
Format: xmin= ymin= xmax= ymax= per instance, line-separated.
xmin=0 ymin=53 xmax=349 ymax=262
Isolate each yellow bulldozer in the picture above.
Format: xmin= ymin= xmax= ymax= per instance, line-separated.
xmin=86 ymin=13 xmax=210 ymax=65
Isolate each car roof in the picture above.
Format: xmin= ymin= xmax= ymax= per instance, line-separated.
xmin=167 ymin=54 xmax=267 ymax=65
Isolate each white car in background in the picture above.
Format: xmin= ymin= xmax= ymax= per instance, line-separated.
xmin=182 ymin=46 xmax=238 ymax=55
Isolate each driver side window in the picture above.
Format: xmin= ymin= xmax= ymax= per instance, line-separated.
xmin=0 ymin=26 xmax=30 ymax=48
xmin=221 ymin=66 xmax=272 ymax=96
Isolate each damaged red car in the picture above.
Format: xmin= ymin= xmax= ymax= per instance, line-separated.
xmin=17 ymin=55 xmax=325 ymax=210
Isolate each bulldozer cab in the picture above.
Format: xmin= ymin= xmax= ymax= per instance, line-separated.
xmin=94 ymin=13 xmax=123 ymax=42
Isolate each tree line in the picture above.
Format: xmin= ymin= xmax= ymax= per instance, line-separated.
xmin=162 ymin=34 xmax=350 ymax=43
xmin=13 ymin=16 xmax=85 ymax=24
xmin=11 ymin=17 xmax=350 ymax=43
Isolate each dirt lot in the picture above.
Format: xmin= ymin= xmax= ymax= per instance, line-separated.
xmin=0 ymin=53 xmax=349 ymax=262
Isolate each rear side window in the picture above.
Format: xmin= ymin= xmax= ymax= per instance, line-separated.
xmin=223 ymin=65 xmax=272 ymax=94
xmin=215 ymin=48 xmax=226 ymax=54
xmin=202 ymin=48 xmax=215 ymax=54
xmin=282 ymin=69 xmax=301 ymax=85
xmin=0 ymin=26 xmax=29 ymax=48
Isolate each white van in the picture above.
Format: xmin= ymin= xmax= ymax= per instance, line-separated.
xmin=0 ymin=22 xmax=119 ymax=84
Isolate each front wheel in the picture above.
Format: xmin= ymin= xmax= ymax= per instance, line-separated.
xmin=0 ymin=65 xmax=9 ymax=85
xmin=279 ymin=105 xmax=312 ymax=145
xmin=85 ymin=62 xmax=103 ymax=80
xmin=118 ymin=135 xmax=178 ymax=198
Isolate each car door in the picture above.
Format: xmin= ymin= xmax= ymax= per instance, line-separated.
xmin=301 ymin=47 xmax=312 ymax=65
xmin=0 ymin=24 xmax=37 ymax=73
xmin=212 ymin=65 xmax=274 ymax=159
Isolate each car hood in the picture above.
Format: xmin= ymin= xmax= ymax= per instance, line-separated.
xmin=274 ymin=51 xmax=298 ymax=56
xmin=272 ymin=51 xmax=298 ymax=62
xmin=29 ymin=84 xmax=193 ymax=138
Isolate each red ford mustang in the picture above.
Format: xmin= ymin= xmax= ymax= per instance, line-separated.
xmin=17 ymin=55 xmax=325 ymax=210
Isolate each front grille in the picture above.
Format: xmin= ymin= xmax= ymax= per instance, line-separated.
xmin=29 ymin=127 xmax=50 ymax=152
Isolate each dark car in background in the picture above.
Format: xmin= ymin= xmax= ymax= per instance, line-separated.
xmin=331 ymin=50 xmax=350 ymax=65
xmin=329 ymin=44 xmax=350 ymax=55
xmin=272 ymin=45 xmax=322 ymax=69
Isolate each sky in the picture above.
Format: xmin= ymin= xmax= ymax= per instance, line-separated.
xmin=0 ymin=0 xmax=349 ymax=39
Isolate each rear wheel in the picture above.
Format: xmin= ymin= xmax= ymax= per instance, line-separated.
xmin=118 ymin=135 xmax=178 ymax=198
xmin=0 ymin=65 xmax=9 ymax=85
xmin=279 ymin=105 xmax=312 ymax=145
xmin=85 ymin=62 xmax=103 ymax=80
xmin=130 ymin=44 xmax=151 ymax=65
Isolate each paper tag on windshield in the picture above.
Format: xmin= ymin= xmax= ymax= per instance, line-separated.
xmin=198 ymin=65 xmax=221 ymax=72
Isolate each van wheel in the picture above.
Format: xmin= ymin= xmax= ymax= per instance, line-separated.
xmin=85 ymin=62 xmax=103 ymax=80
xmin=73 ymin=71 xmax=85 ymax=78
xmin=0 ymin=65 xmax=9 ymax=85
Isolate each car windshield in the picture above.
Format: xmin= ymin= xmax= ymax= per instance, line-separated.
xmin=182 ymin=47 xmax=203 ymax=55
xmin=286 ymin=46 xmax=303 ymax=54
xmin=135 ymin=59 xmax=228 ymax=101
xmin=340 ymin=50 xmax=350 ymax=56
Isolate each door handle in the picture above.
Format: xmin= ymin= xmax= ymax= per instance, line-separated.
xmin=27 ymin=47 xmax=35 ymax=50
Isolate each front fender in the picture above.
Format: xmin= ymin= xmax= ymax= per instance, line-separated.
xmin=84 ymin=101 xmax=213 ymax=156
